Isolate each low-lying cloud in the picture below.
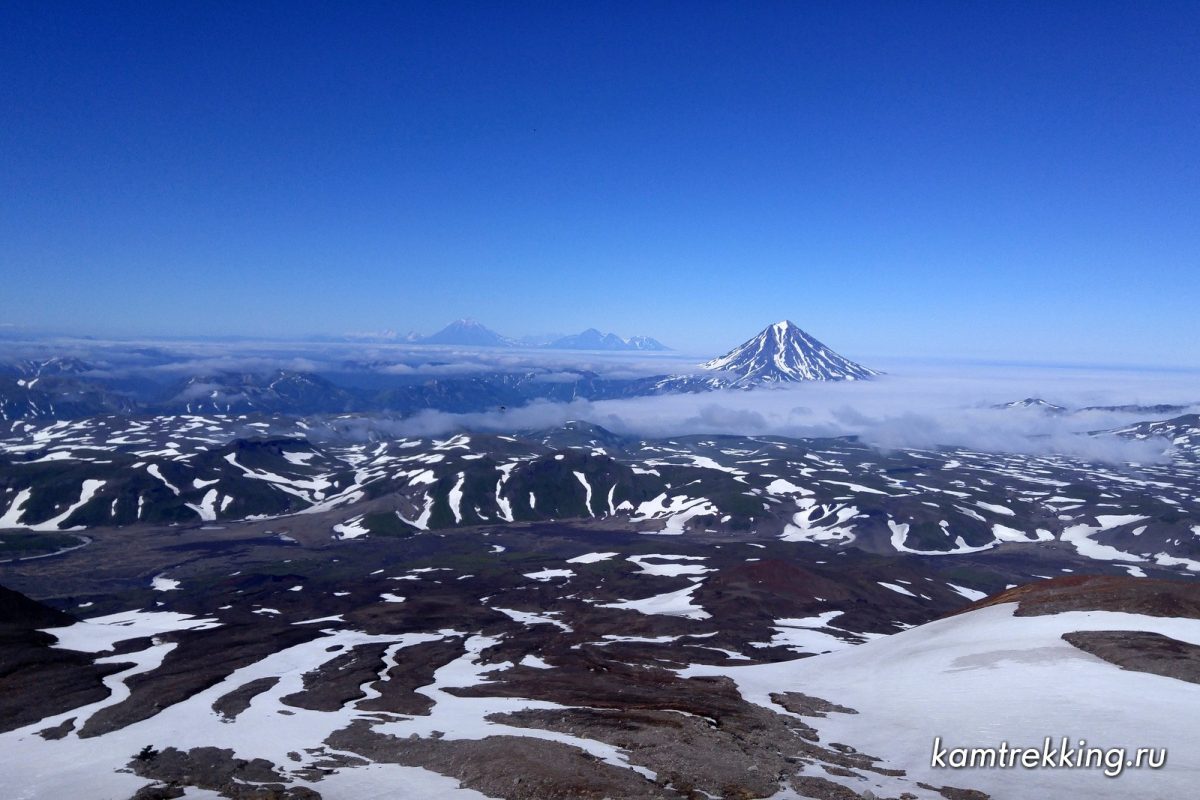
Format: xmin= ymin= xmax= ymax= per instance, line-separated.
xmin=316 ymin=364 xmax=1198 ymax=464
xmin=4 ymin=337 xmax=1197 ymax=463
xmin=0 ymin=336 xmax=699 ymax=382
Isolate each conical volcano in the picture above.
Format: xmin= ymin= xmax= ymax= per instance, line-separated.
xmin=701 ymin=320 xmax=880 ymax=384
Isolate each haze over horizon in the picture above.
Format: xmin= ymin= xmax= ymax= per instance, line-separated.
xmin=3 ymin=2 xmax=1199 ymax=367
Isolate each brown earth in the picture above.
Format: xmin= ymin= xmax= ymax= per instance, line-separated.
xmin=960 ymin=574 xmax=1200 ymax=619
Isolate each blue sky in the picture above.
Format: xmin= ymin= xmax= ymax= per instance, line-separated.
xmin=2 ymin=1 xmax=1198 ymax=365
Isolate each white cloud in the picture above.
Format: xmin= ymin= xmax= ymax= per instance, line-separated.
xmin=340 ymin=363 xmax=1197 ymax=463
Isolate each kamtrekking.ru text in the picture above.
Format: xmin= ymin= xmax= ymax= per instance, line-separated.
xmin=930 ymin=736 xmax=1166 ymax=778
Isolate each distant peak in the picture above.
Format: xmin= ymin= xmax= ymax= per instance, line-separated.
xmin=995 ymin=397 xmax=1068 ymax=412
xmin=420 ymin=318 xmax=514 ymax=347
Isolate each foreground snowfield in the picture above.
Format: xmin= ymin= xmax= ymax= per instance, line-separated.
xmin=683 ymin=602 xmax=1200 ymax=799
xmin=5 ymin=598 xmax=1198 ymax=799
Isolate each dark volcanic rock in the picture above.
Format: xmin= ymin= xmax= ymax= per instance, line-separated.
xmin=128 ymin=746 xmax=320 ymax=800
xmin=327 ymin=719 xmax=675 ymax=799
xmin=770 ymin=692 xmax=858 ymax=718
xmin=0 ymin=581 xmax=76 ymax=628
xmin=917 ymin=781 xmax=992 ymax=800
xmin=36 ymin=715 xmax=77 ymax=739
xmin=129 ymin=783 xmax=186 ymax=800
xmin=0 ymin=582 xmax=127 ymax=733
xmin=280 ymin=643 xmax=389 ymax=712
xmin=212 ymin=677 xmax=281 ymax=722
xmin=448 ymin=652 xmax=757 ymax=723
xmin=789 ymin=775 xmax=873 ymax=800
xmin=357 ymin=637 xmax=464 ymax=715
xmin=491 ymin=706 xmax=808 ymax=798
xmin=1063 ymin=630 xmax=1200 ymax=684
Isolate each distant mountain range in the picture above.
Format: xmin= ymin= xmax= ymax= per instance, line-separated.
xmin=169 ymin=322 xmax=878 ymax=414
xmin=994 ymin=397 xmax=1197 ymax=417
xmin=544 ymin=328 xmax=669 ymax=351
xmin=358 ymin=319 xmax=672 ymax=351
xmin=0 ymin=320 xmax=883 ymax=420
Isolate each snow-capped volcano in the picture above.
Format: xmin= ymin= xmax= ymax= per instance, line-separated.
xmin=420 ymin=318 xmax=515 ymax=347
xmin=995 ymin=397 xmax=1068 ymax=413
xmin=702 ymin=320 xmax=880 ymax=384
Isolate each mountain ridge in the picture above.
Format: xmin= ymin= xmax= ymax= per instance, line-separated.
xmin=546 ymin=328 xmax=669 ymax=351
xmin=406 ymin=319 xmax=670 ymax=351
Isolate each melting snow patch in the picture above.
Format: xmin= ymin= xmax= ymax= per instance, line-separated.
xmin=599 ymin=583 xmax=711 ymax=620
xmin=992 ymin=524 xmax=1053 ymax=543
xmin=765 ymin=478 xmax=814 ymax=496
xmin=1096 ymin=514 xmax=1148 ymax=529
xmin=757 ymin=626 xmax=854 ymax=655
xmin=44 ymin=610 xmax=220 ymax=653
xmin=572 ymin=471 xmax=595 ymax=516
xmin=782 ymin=501 xmax=858 ymax=543
xmin=151 ymin=574 xmax=180 ymax=592
xmin=495 ymin=607 xmax=571 ymax=632
xmin=448 ymin=473 xmax=465 ymax=524
xmin=597 ymin=634 xmax=684 ymax=645
xmin=627 ymin=555 xmax=711 ymax=577
xmin=821 ymin=480 xmax=890 ymax=496
xmin=333 ymin=516 xmax=370 ymax=540
xmin=633 ymin=493 xmax=719 ymax=534
xmin=878 ymin=581 xmax=917 ymax=598
xmin=523 ymin=568 xmax=574 ymax=582
xmin=1060 ymin=524 xmax=1146 ymax=563
xmin=1153 ymin=553 xmax=1200 ymax=572
xmin=888 ymin=520 xmax=994 ymax=555
xmin=566 ymin=551 xmax=617 ymax=564
xmin=947 ymin=583 xmax=987 ymax=602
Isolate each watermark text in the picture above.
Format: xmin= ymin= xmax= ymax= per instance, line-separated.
xmin=931 ymin=736 xmax=1166 ymax=778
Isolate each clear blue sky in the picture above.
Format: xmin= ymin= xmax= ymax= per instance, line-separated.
xmin=2 ymin=1 xmax=1198 ymax=364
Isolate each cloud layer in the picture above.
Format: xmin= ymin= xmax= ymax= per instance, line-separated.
xmin=4 ymin=337 xmax=1196 ymax=463
xmin=346 ymin=363 xmax=1198 ymax=463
